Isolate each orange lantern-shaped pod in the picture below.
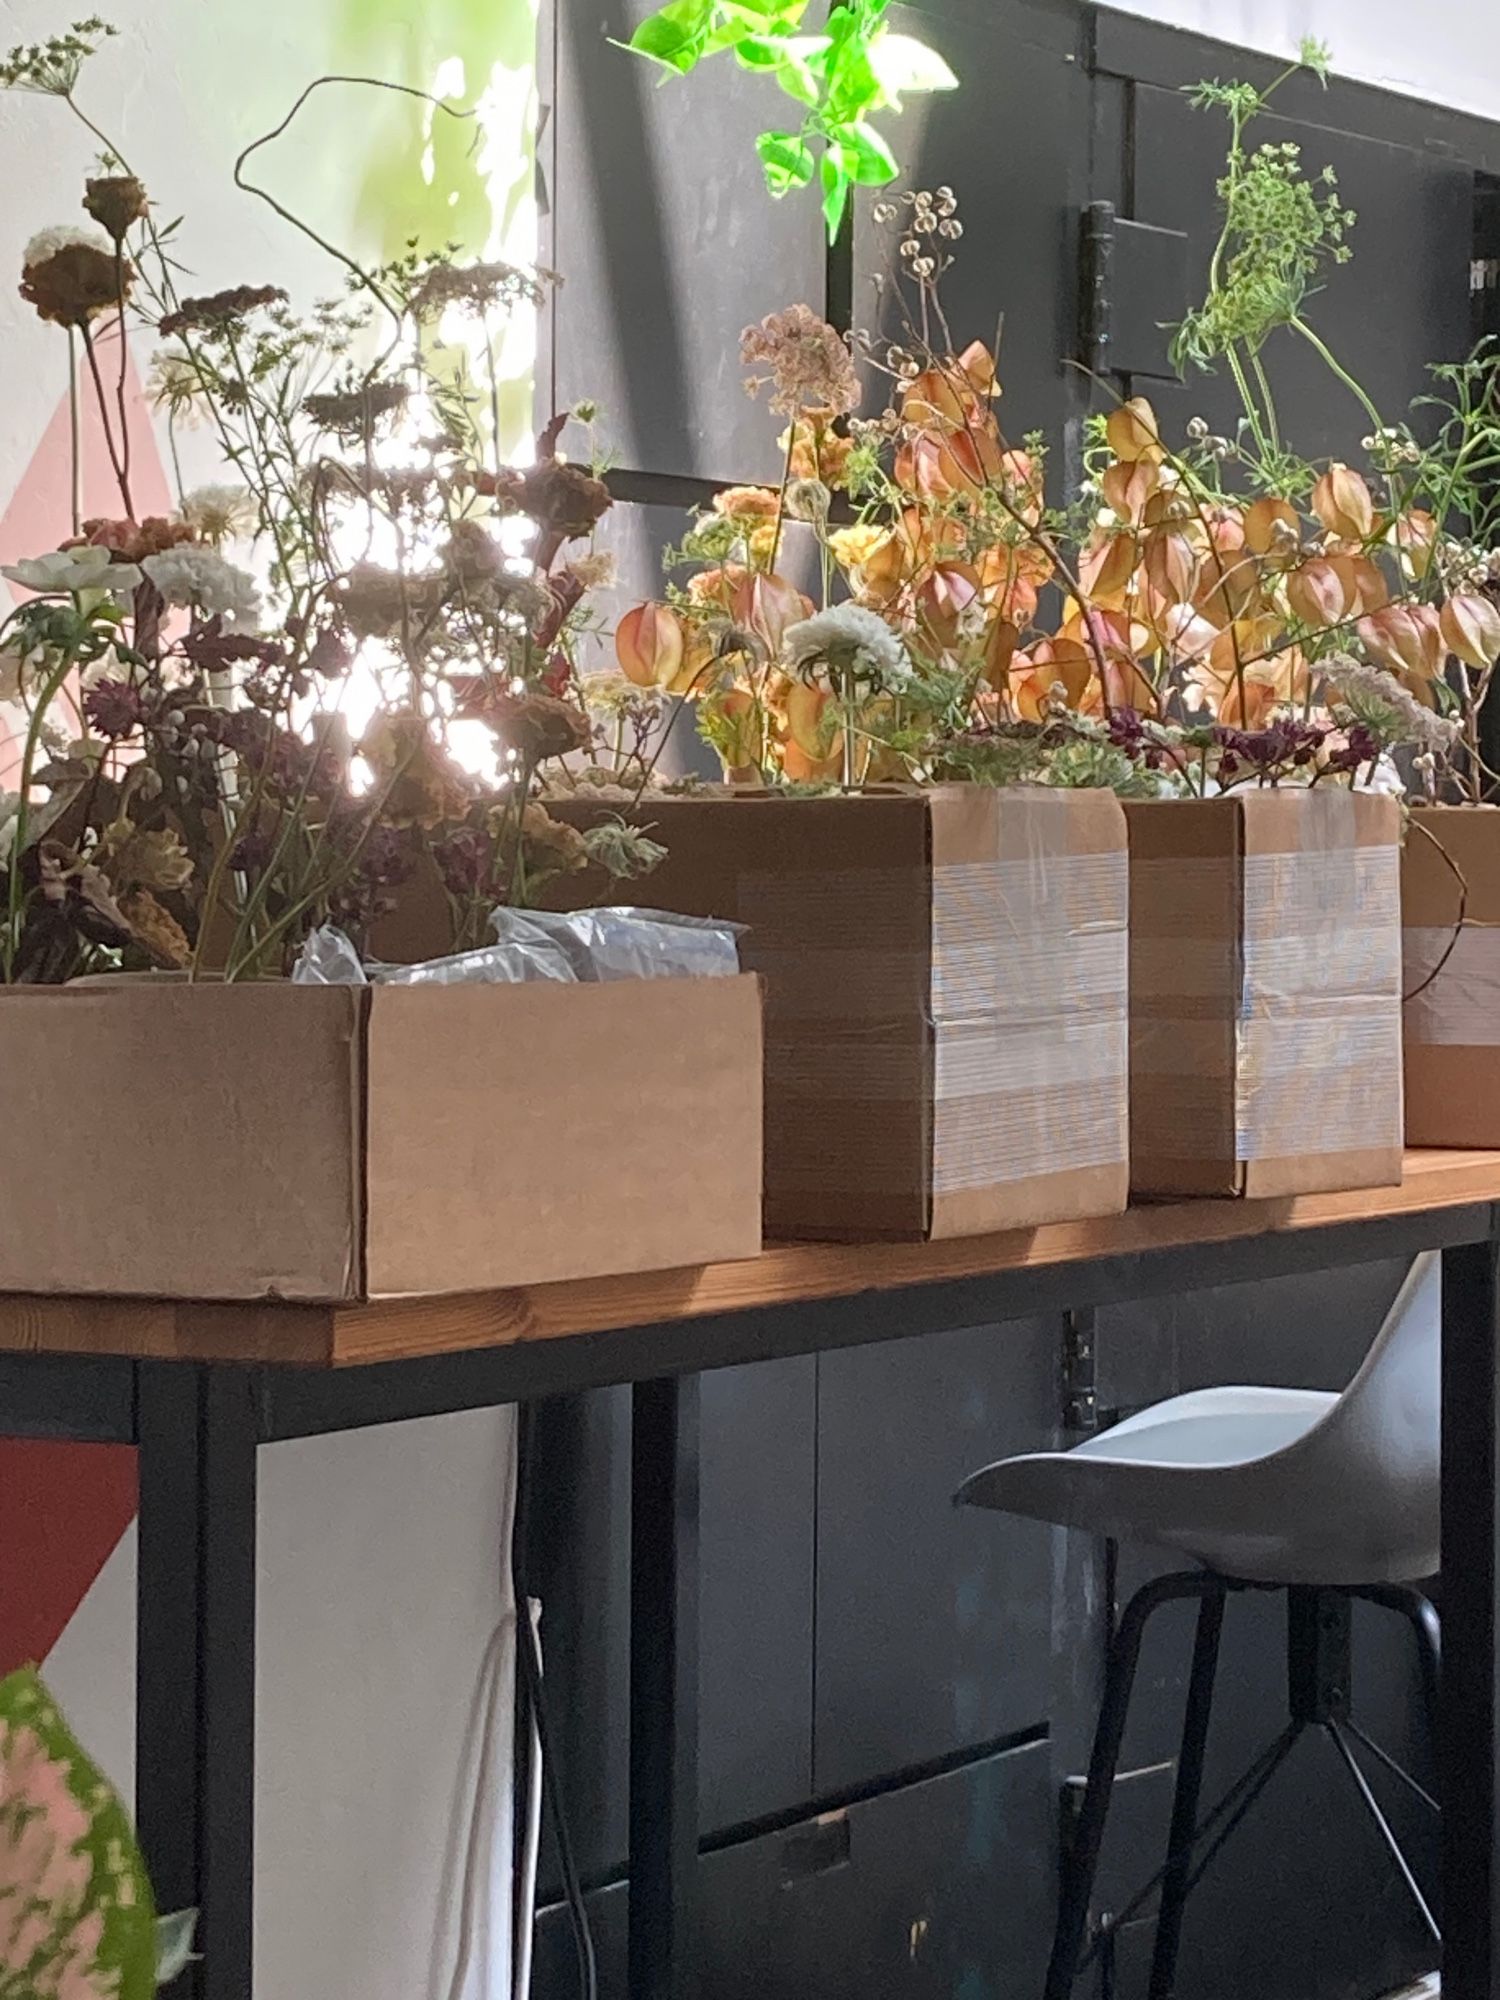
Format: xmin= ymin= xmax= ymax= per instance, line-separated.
xmin=1358 ymin=602 xmax=1445 ymax=689
xmin=1312 ymin=463 xmax=1376 ymax=542
xmin=1078 ymin=529 xmax=1138 ymax=612
xmin=1105 ymin=396 xmax=1164 ymax=464
xmin=1286 ymin=558 xmax=1353 ymax=634
xmin=1325 ymin=552 xmax=1388 ymax=618
xmin=916 ymin=563 xmax=981 ymax=652
xmin=1243 ymin=495 xmax=1300 ymax=562
xmin=733 ymin=571 xmax=813 ymax=659
xmin=615 ymin=601 xmax=685 ymax=689
xmin=1441 ymin=591 xmax=1500 ymax=671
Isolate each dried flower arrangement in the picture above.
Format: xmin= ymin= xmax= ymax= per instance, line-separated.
xmin=613 ymin=46 xmax=1500 ymax=815
xmin=0 ymin=19 xmax=662 ymax=984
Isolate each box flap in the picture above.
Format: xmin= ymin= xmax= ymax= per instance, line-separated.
xmin=362 ymin=973 xmax=763 ymax=1294
xmin=0 ymin=983 xmax=364 ymax=1299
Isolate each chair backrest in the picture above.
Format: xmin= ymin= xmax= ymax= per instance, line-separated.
xmin=1275 ymin=1252 xmax=1440 ymax=1569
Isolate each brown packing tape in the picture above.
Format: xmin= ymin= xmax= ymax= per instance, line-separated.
xmin=1237 ymin=790 xmax=1402 ymax=1169
xmin=1126 ymin=791 xmax=1402 ymax=1197
xmin=927 ymin=788 xmax=1128 ymax=1209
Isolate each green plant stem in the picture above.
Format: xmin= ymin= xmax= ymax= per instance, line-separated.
xmin=1248 ymin=349 xmax=1281 ymax=452
xmin=3 ymin=648 xmax=79 ymax=982
xmin=66 ymin=333 xmax=81 ymax=537
xmin=1289 ymin=316 xmax=1385 ymax=438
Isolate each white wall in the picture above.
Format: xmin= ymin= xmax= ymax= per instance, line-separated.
xmin=1104 ymin=0 xmax=1500 ymax=125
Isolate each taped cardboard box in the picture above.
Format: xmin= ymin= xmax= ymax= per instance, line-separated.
xmin=553 ymin=786 xmax=1130 ymax=1241
xmin=1126 ymin=788 xmax=1403 ymax=1199
xmin=0 ymin=975 xmax=763 ymax=1301
xmin=1401 ymin=803 xmax=1500 ymax=1145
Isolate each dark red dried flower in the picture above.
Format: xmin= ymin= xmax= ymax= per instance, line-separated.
xmin=83 ymin=678 xmax=146 ymax=738
xmin=158 ymin=285 xmax=287 ymax=336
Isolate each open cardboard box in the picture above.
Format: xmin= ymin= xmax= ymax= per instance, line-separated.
xmin=0 ymin=976 xmax=764 ymax=1301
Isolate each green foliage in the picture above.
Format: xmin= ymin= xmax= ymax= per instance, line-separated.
xmin=0 ymin=1666 xmax=157 ymax=2000
xmin=0 ymin=17 xmax=115 ymax=95
xmin=623 ymin=0 xmax=957 ymax=240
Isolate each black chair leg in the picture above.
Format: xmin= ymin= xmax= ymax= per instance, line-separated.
xmin=1147 ymin=1580 xmax=1227 ymax=2000
xmin=1352 ymin=1583 xmax=1441 ymax=1745
xmin=1045 ymin=1573 xmax=1223 ymax=2000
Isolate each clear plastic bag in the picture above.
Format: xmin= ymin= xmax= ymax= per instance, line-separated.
xmin=491 ymin=905 xmax=742 ymax=981
xmin=292 ymin=906 xmax=739 ymax=988
xmin=292 ymin=921 xmax=575 ymax=987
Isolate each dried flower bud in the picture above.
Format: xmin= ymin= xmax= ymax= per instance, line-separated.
xmin=83 ymin=175 xmax=147 ymax=241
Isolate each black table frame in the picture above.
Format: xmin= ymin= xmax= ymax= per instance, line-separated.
xmin=3 ymin=1200 xmax=1498 ymax=2000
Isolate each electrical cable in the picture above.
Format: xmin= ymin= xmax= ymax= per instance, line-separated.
xmin=512 ymin=1401 xmax=599 ymax=2000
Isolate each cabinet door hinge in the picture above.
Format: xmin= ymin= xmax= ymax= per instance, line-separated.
xmin=1078 ymin=200 xmax=1190 ymax=382
xmin=1062 ymin=1307 xmax=1100 ymax=1435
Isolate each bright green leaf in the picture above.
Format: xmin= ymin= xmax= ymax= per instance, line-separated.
xmin=820 ymin=144 xmax=852 ymax=240
xmin=842 ymin=116 xmax=899 ymax=183
xmin=733 ymin=30 xmax=787 ymax=67
xmin=757 ymin=129 xmax=816 ymax=192
xmin=775 ymin=52 xmax=819 ymax=102
xmin=627 ymin=0 xmax=715 ymax=74
xmin=867 ymin=27 xmax=958 ymax=99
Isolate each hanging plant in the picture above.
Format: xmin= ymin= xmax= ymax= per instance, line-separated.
xmin=622 ymin=0 xmax=957 ymax=240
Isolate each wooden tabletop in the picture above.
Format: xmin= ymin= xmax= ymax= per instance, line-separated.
xmin=0 ymin=1149 xmax=1496 ymax=1370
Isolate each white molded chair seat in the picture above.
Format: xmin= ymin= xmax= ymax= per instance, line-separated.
xmin=957 ymin=1254 xmax=1440 ymax=1587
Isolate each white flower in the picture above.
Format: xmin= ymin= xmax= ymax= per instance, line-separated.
xmin=566 ymin=551 xmax=619 ymax=591
xmin=79 ymin=643 xmax=131 ymax=690
xmin=2 ymin=548 xmax=141 ymax=595
xmin=783 ymin=604 xmax=912 ymax=689
xmin=23 ymin=223 xmax=113 ymax=267
xmin=147 ymin=348 xmax=211 ymax=426
xmin=143 ymin=547 xmax=261 ymax=628
xmin=1330 ymin=655 xmax=1461 ymax=751
xmin=179 ymin=484 xmax=257 ymax=545
xmin=0 ymin=792 xmax=20 ymax=867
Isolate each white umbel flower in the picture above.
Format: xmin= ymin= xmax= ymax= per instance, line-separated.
xmin=143 ymin=547 xmax=261 ymax=628
xmin=23 ymin=223 xmax=114 ymax=267
xmin=179 ymin=484 xmax=257 ymax=545
xmin=783 ymin=603 xmax=912 ymax=689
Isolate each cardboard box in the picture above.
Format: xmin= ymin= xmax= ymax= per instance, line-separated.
xmin=553 ymin=786 xmax=1131 ymax=1240
xmin=1126 ymin=788 xmax=1403 ymax=1198
xmin=1402 ymin=803 xmax=1500 ymax=1145
xmin=0 ymin=976 xmax=763 ymax=1301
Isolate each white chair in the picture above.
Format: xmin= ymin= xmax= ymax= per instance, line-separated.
xmin=957 ymin=1253 xmax=1442 ymax=2000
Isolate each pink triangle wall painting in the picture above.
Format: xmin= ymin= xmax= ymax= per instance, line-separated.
xmin=0 ymin=323 xmax=170 ymax=782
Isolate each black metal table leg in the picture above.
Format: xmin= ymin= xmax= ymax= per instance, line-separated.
xmin=628 ymin=1374 xmax=701 ymax=2000
xmin=135 ymin=1363 xmax=260 ymax=2000
xmin=1442 ymin=1230 xmax=1500 ymax=2000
